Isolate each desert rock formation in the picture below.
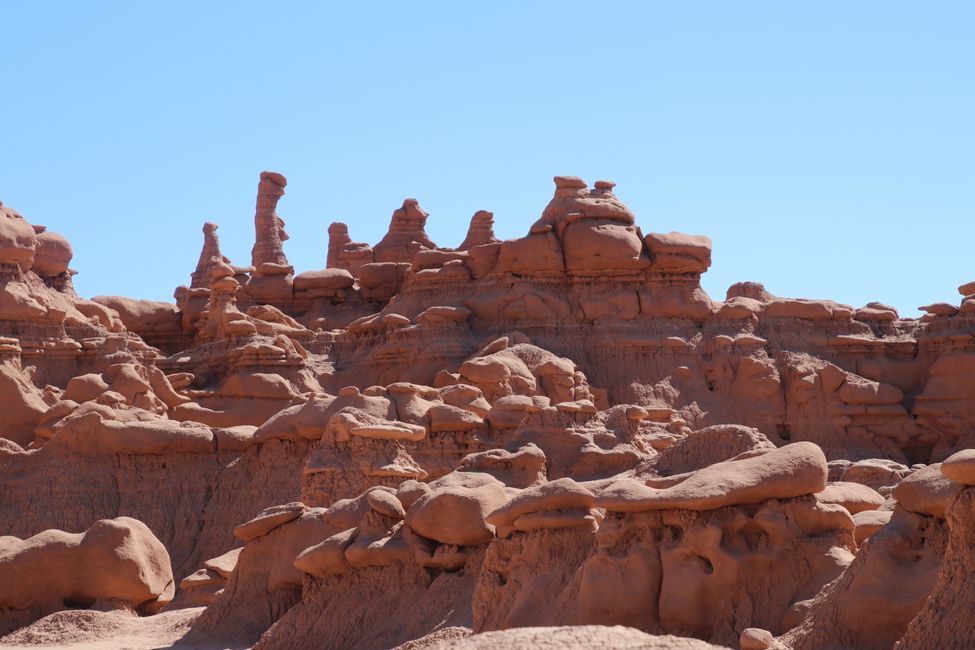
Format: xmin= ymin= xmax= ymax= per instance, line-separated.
xmin=1 ymin=174 xmax=974 ymax=649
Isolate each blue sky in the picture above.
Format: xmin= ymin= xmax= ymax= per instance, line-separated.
xmin=2 ymin=2 xmax=972 ymax=315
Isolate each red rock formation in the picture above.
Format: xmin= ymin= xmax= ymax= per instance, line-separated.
xmin=250 ymin=171 xmax=290 ymax=269
xmin=373 ymin=198 xmax=437 ymax=264
xmin=2 ymin=175 xmax=975 ymax=649
xmin=457 ymin=210 xmax=499 ymax=251
xmin=190 ymin=222 xmax=232 ymax=289
xmin=0 ymin=517 xmax=174 ymax=635
xmin=326 ymin=221 xmax=374 ymax=276
xmin=245 ymin=171 xmax=294 ymax=304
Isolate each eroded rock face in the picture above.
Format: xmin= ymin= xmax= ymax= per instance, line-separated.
xmin=0 ymin=517 xmax=174 ymax=634
xmin=2 ymin=173 xmax=975 ymax=649
xmin=0 ymin=202 xmax=37 ymax=271
xmin=251 ymin=171 xmax=290 ymax=270
xmin=893 ymin=484 xmax=975 ymax=650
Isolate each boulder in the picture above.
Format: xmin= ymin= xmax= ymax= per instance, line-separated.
xmin=941 ymin=449 xmax=975 ymax=485
xmin=405 ymin=472 xmax=509 ymax=546
xmin=598 ymin=442 xmax=828 ymax=512
xmin=0 ymin=517 xmax=173 ymax=612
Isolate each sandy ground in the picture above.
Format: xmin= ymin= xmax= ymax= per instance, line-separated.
xmin=0 ymin=613 xmax=731 ymax=650
xmin=406 ymin=626 xmax=732 ymax=649
xmin=0 ymin=607 xmax=230 ymax=650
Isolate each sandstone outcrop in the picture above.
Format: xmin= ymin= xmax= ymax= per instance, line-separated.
xmin=2 ymin=173 xmax=975 ymax=649
xmin=0 ymin=517 xmax=173 ymax=635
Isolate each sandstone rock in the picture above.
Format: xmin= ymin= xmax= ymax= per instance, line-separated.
xmin=293 ymin=268 xmax=355 ymax=291
xmin=458 ymin=444 xmax=547 ymax=488
xmin=740 ymin=628 xmax=786 ymax=650
xmin=234 ymin=503 xmax=307 ymax=542
xmin=373 ymin=198 xmax=437 ymax=264
xmin=940 ymin=449 xmax=975 ymax=485
xmin=327 ymin=222 xmax=374 ymax=275
xmin=495 ymin=233 xmax=564 ymax=275
xmin=598 ymin=443 xmax=828 ymax=512
xmin=918 ymin=302 xmax=959 ymax=317
xmin=852 ymin=508 xmax=892 ymax=543
xmin=893 ymin=464 xmax=961 ymax=518
xmin=292 ymin=528 xmax=356 ymax=578
xmin=839 ymin=458 xmax=912 ymax=491
xmin=652 ymin=424 xmax=776 ymax=476
xmin=645 ymin=231 xmax=712 ymax=274
xmin=486 ymin=477 xmax=596 ymax=529
xmin=894 ymin=488 xmax=975 ymax=649
xmin=203 ymin=547 xmax=242 ymax=578
xmin=0 ymin=202 xmax=37 ymax=270
xmin=458 ymin=210 xmax=499 ymax=250
xmin=0 ymin=517 xmax=173 ymax=618
xmin=250 ymin=171 xmax=290 ymax=269
xmin=367 ymin=489 xmax=406 ymax=519
xmin=190 ymin=222 xmax=231 ymax=288
xmin=783 ymin=506 xmax=946 ymax=650
xmin=815 ymin=481 xmax=886 ymax=514
xmin=405 ymin=472 xmax=509 ymax=546
xmin=32 ymin=228 xmax=72 ymax=277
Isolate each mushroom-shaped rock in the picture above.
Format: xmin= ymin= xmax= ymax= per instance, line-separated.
xmin=293 ymin=268 xmax=355 ymax=291
xmin=597 ymin=442 xmax=828 ymax=512
xmin=32 ymin=228 xmax=73 ymax=277
xmin=486 ymin=395 xmax=545 ymax=429
xmin=531 ymin=178 xmax=647 ymax=274
xmin=740 ymin=628 xmax=787 ymax=650
xmin=350 ymin=422 xmax=426 ymax=442
xmin=893 ymin=464 xmax=962 ymax=518
xmin=179 ymin=568 xmax=222 ymax=590
xmin=234 ymin=502 xmax=307 ymax=542
xmin=486 ymin=477 xmax=596 ymax=529
xmin=428 ymin=403 xmax=484 ymax=432
xmin=940 ymin=449 xmax=975 ymax=485
xmin=0 ymin=202 xmax=37 ymax=270
xmin=405 ymin=472 xmax=509 ymax=546
xmin=815 ymin=481 xmax=886 ymax=514
xmin=417 ymin=305 xmax=473 ymax=325
xmin=645 ymin=231 xmax=713 ymax=274
xmin=203 ymin=547 xmax=242 ymax=578
xmin=367 ymin=489 xmax=406 ymax=519
xmin=293 ymin=528 xmax=357 ymax=579
xmin=344 ymin=513 xmax=411 ymax=568
xmin=918 ymin=302 xmax=959 ymax=317
xmin=852 ymin=509 xmax=893 ymax=544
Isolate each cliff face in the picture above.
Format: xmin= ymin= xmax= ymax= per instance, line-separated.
xmin=1 ymin=175 xmax=974 ymax=649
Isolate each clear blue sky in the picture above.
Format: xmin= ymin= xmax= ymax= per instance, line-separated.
xmin=2 ymin=2 xmax=973 ymax=316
